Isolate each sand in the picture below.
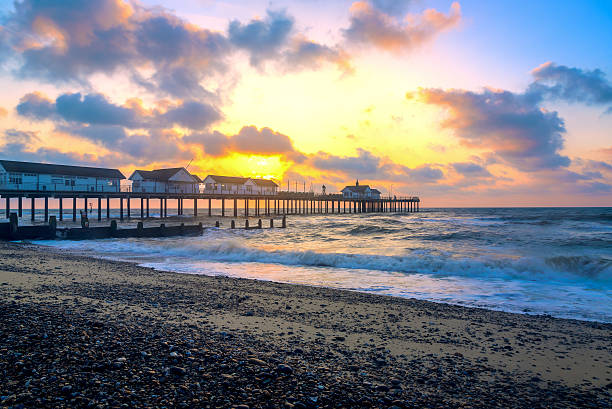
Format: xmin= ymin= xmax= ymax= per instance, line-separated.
xmin=0 ymin=241 xmax=610 ymax=408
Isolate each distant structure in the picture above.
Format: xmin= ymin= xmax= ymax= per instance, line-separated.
xmin=129 ymin=167 xmax=200 ymax=193
xmin=341 ymin=179 xmax=381 ymax=199
xmin=202 ymin=175 xmax=278 ymax=195
xmin=0 ymin=160 xmax=124 ymax=192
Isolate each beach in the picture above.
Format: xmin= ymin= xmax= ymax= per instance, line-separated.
xmin=0 ymin=241 xmax=610 ymax=408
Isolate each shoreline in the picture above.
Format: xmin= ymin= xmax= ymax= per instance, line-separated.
xmin=33 ymin=238 xmax=612 ymax=325
xmin=1 ymin=241 xmax=611 ymax=407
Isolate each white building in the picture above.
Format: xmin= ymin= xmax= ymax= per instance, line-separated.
xmin=341 ymin=180 xmax=381 ymax=199
xmin=0 ymin=159 xmax=125 ymax=192
xmin=203 ymin=175 xmax=278 ymax=195
xmin=129 ymin=168 xmax=200 ymax=193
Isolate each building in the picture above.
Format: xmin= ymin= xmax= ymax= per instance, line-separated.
xmin=129 ymin=168 xmax=200 ymax=193
xmin=341 ymin=180 xmax=381 ymax=199
xmin=202 ymin=175 xmax=278 ymax=195
xmin=0 ymin=159 xmax=125 ymax=192
xmin=202 ymin=175 xmax=249 ymax=194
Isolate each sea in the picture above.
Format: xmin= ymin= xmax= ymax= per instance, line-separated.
xmin=34 ymin=207 xmax=612 ymax=323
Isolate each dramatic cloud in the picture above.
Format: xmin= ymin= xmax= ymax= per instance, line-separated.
xmin=0 ymin=129 xmax=127 ymax=168
xmin=412 ymin=87 xmax=570 ymax=171
xmin=228 ymin=9 xmax=294 ymax=66
xmin=411 ymin=63 xmax=612 ymax=174
xmin=309 ymin=148 xmax=444 ymax=183
xmin=529 ymin=63 xmax=612 ymax=112
xmin=452 ymin=162 xmax=492 ymax=178
xmin=186 ymin=126 xmax=298 ymax=158
xmin=16 ymin=91 xmax=221 ymax=130
xmin=343 ymin=1 xmax=461 ymax=52
xmin=161 ymin=101 xmax=222 ymax=130
xmin=55 ymin=93 xmax=138 ymax=127
xmin=2 ymin=0 xmax=231 ymax=99
xmin=283 ymin=39 xmax=353 ymax=74
xmin=228 ymin=9 xmax=352 ymax=73
xmin=16 ymin=92 xmax=56 ymax=119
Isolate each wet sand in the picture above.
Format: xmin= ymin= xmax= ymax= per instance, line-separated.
xmin=0 ymin=242 xmax=610 ymax=408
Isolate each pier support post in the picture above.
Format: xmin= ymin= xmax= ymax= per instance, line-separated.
xmin=120 ymin=197 xmax=124 ymax=221
xmin=18 ymin=197 xmax=22 ymax=218
xmin=208 ymin=198 xmax=212 ymax=217
xmin=73 ymin=197 xmax=77 ymax=222
xmin=127 ymin=197 xmax=131 ymax=219
xmin=59 ymin=198 xmax=63 ymax=221
xmin=194 ymin=199 xmax=197 ymax=217
xmin=222 ymin=198 xmax=225 ymax=217
xmin=245 ymin=199 xmax=249 ymax=217
xmin=107 ymin=197 xmax=110 ymax=219
xmin=140 ymin=198 xmax=144 ymax=219
xmin=159 ymin=198 xmax=163 ymax=219
xmin=99 ymin=197 xmax=102 ymax=221
xmin=164 ymin=198 xmax=168 ymax=218
xmin=31 ymin=197 xmax=35 ymax=221
xmin=84 ymin=197 xmax=88 ymax=215
xmin=234 ymin=198 xmax=238 ymax=217
xmin=146 ymin=198 xmax=149 ymax=218
xmin=4 ymin=197 xmax=9 ymax=219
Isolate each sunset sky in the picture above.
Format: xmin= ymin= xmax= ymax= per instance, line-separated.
xmin=1 ymin=0 xmax=611 ymax=206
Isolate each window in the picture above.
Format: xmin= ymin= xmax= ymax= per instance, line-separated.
xmin=65 ymin=180 xmax=70 ymax=186
xmin=24 ymin=173 xmax=37 ymax=177
xmin=9 ymin=173 xmax=22 ymax=184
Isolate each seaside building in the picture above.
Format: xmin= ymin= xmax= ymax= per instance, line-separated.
xmin=0 ymin=159 xmax=125 ymax=192
xmin=341 ymin=180 xmax=381 ymax=199
xmin=129 ymin=168 xmax=200 ymax=193
xmin=203 ymin=175 xmax=278 ymax=195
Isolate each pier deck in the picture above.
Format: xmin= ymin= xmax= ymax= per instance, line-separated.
xmin=0 ymin=190 xmax=420 ymax=222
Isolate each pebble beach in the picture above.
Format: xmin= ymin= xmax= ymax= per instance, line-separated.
xmin=0 ymin=241 xmax=611 ymax=408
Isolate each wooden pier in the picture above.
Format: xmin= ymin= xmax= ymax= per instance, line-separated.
xmin=0 ymin=190 xmax=420 ymax=223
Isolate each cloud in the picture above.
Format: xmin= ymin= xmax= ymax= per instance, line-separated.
xmin=161 ymin=101 xmax=222 ymax=130
xmin=343 ymin=1 xmax=461 ymax=52
xmin=228 ymin=9 xmax=294 ymax=67
xmin=16 ymin=91 xmax=221 ymax=130
xmin=186 ymin=126 xmax=298 ymax=158
xmin=598 ymin=146 xmax=612 ymax=157
xmin=0 ymin=107 xmax=7 ymax=118
xmin=412 ymin=87 xmax=570 ymax=171
xmin=309 ymin=148 xmax=444 ymax=183
xmin=452 ymin=162 xmax=492 ymax=178
xmin=228 ymin=9 xmax=352 ymax=74
xmin=282 ymin=39 xmax=354 ymax=74
xmin=55 ymin=93 xmax=138 ymax=127
xmin=369 ymin=0 xmax=414 ymax=17
xmin=529 ymin=63 xmax=612 ymax=112
xmin=16 ymin=92 xmax=56 ymax=119
xmin=2 ymin=0 xmax=231 ymax=99
xmin=0 ymin=129 xmax=126 ymax=167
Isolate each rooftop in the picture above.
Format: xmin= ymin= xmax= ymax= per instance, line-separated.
xmin=0 ymin=159 xmax=125 ymax=179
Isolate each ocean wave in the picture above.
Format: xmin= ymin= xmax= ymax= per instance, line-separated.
xmin=346 ymin=225 xmax=398 ymax=235
xmin=51 ymin=238 xmax=612 ymax=283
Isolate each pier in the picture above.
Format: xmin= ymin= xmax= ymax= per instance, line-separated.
xmin=0 ymin=190 xmax=420 ymax=223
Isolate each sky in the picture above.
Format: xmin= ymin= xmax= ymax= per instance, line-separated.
xmin=0 ymin=0 xmax=611 ymax=206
